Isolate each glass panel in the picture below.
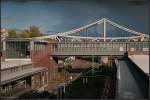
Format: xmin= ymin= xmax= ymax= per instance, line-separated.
xmin=6 ymin=41 xmax=30 ymax=58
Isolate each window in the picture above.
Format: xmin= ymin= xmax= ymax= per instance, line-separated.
xmin=6 ymin=41 xmax=30 ymax=58
xmin=34 ymin=42 xmax=46 ymax=51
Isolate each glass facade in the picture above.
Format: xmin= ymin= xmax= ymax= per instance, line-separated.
xmin=34 ymin=41 xmax=45 ymax=51
xmin=6 ymin=41 xmax=30 ymax=58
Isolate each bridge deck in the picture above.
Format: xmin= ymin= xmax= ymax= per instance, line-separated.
xmin=51 ymin=51 xmax=125 ymax=56
xmin=50 ymin=42 xmax=149 ymax=56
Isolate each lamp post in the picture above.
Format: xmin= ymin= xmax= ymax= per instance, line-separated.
xmin=92 ymin=55 xmax=95 ymax=75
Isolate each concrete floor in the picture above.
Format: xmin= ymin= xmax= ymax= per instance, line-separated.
xmin=117 ymin=60 xmax=143 ymax=99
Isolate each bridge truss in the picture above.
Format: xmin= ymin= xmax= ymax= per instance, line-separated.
xmin=35 ymin=18 xmax=149 ymax=42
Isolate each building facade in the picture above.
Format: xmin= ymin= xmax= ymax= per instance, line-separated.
xmin=0 ymin=38 xmax=57 ymax=98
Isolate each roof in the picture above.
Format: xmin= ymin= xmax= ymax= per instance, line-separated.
xmin=1 ymin=59 xmax=33 ymax=70
xmin=128 ymin=55 xmax=149 ymax=74
xmin=3 ymin=38 xmax=48 ymax=43
xmin=1 ymin=67 xmax=47 ymax=85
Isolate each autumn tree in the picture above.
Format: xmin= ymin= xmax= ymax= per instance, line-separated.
xmin=29 ymin=25 xmax=43 ymax=38
xmin=8 ymin=29 xmax=17 ymax=38
xmin=7 ymin=26 xmax=43 ymax=38
xmin=20 ymin=30 xmax=30 ymax=38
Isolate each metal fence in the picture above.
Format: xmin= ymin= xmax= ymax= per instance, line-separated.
xmin=50 ymin=42 xmax=149 ymax=56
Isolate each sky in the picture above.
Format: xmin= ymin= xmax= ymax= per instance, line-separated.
xmin=1 ymin=0 xmax=149 ymax=35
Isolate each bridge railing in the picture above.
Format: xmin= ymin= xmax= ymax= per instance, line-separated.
xmin=49 ymin=42 xmax=149 ymax=55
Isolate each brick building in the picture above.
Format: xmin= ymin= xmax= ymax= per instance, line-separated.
xmin=0 ymin=38 xmax=57 ymax=97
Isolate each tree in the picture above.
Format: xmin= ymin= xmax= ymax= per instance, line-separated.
xmin=6 ymin=25 xmax=43 ymax=38
xmin=64 ymin=57 xmax=75 ymax=71
xmin=8 ymin=29 xmax=17 ymax=38
xmin=29 ymin=25 xmax=43 ymax=38
xmin=20 ymin=30 xmax=30 ymax=38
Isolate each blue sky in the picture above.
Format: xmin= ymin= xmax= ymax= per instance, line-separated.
xmin=1 ymin=0 xmax=149 ymax=34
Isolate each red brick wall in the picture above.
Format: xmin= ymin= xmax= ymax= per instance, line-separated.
xmin=31 ymin=43 xmax=58 ymax=81
xmin=1 ymin=51 xmax=5 ymax=62
xmin=31 ymin=44 xmax=51 ymax=68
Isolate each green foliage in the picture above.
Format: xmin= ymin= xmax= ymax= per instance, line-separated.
xmin=7 ymin=25 xmax=43 ymax=38
xmin=29 ymin=25 xmax=43 ymax=38
xmin=64 ymin=57 xmax=75 ymax=67
xmin=20 ymin=30 xmax=30 ymax=38
xmin=8 ymin=29 xmax=17 ymax=38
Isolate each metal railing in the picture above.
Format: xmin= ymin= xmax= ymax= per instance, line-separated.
xmin=0 ymin=85 xmax=31 ymax=97
xmin=49 ymin=42 xmax=149 ymax=56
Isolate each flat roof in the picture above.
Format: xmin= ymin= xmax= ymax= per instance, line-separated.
xmin=1 ymin=67 xmax=47 ymax=85
xmin=128 ymin=55 xmax=149 ymax=74
xmin=1 ymin=59 xmax=33 ymax=70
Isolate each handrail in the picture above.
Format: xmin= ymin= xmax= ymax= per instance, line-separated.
xmin=48 ymin=41 xmax=149 ymax=44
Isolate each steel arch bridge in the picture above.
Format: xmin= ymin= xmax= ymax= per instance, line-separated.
xmin=35 ymin=18 xmax=149 ymax=42
xmin=34 ymin=18 xmax=149 ymax=56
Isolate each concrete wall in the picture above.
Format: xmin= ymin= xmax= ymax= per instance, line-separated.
xmin=125 ymin=57 xmax=149 ymax=99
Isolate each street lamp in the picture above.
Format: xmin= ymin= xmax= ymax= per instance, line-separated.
xmin=92 ymin=55 xmax=95 ymax=75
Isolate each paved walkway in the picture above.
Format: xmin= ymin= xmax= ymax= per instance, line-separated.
xmin=1 ymin=67 xmax=46 ymax=85
xmin=117 ymin=60 xmax=143 ymax=99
